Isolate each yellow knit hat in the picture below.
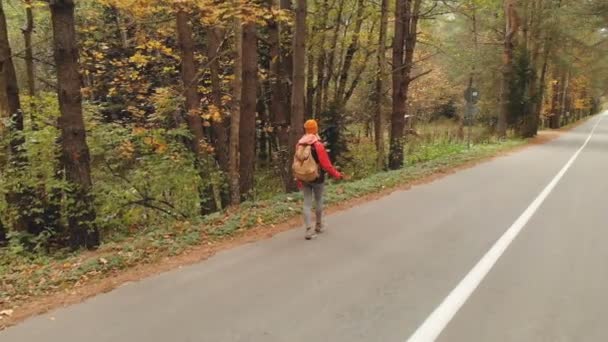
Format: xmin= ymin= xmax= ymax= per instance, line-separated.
xmin=304 ymin=119 xmax=318 ymax=134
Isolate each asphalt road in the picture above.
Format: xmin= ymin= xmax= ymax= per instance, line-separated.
xmin=2 ymin=113 xmax=607 ymax=342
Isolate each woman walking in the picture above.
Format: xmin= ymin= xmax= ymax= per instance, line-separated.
xmin=293 ymin=120 xmax=343 ymax=240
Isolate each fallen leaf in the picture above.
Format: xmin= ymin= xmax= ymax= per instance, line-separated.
xmin=99 ymin=257 xmax=108 ymax=265
xmin=0 ymin=309 xmax=13 ymax=317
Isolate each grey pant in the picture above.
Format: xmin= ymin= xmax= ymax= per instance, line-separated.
xmin=302 ymin=182 xmax=324 ymax=229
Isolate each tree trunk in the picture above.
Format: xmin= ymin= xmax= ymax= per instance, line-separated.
xmin=288 ymin=0 xmax=307 ymax=192
xmin=313 ymin=0 xmax=329 ymax=116
xmin=49 ymin=0 xmax=99 ymax=249
xmin=269 ymin=0 xmax=290 ymax=146
xmin=390 ymin=0 xmax=406 ymax=170
xmin=498 ymin=0 xmax=519 ymax=138
xmin=4 ymin=0 xmax=55 ymax=238
xmin=267 ymin=0 xmax=291 ymax=190
xmin=111 ymin=5 xmax=129 ymax=49
xmin=305 ymin=50 xmax=315 ymax=118
xmin=239 ymin=20 xmax=258 ymax=200
xmin=1 ymin=0 xmax=34 ymax=235
xmin=374 ymin=0 xmax=388 ymax=170
xmin=560 ymin=69 xmax=570 ymax=124
xmin=519 ymin=0 xmax=544 ymax=138
xmin=549 ymin=68 xmax=562 ymax=129
xmin=229 ymin=9 xmax=242 ymax=205
xmin=23 ymin=0 xmax=37 ymax=130
xmin=307 ymin=0 xmax=328 ymax=118
xmin=335 ymin=0 xmax=365 ymax=106
xmin=176 ymin=10 xmax=217 ymax=215
xmin=323 ymin=0 xmax=345 ymax=109
xmin=389 ymin=0 xmax=420 ymax=170
xmin=342 ymin=23 xmax=375 ymax=105
xmin=463 ymin=3 xmax=480 ymax=140
xmin=0 ymin=219 xmax=5 ymax=244
xmin=208 ymin=27 xmax=230 ymax=177
xmin=535 ymin=37 xmax=550 ymax=123
xmin=176 ymin=11 xmax=204 ymax=159
xmin=257 ymin=85 xmax=269 ymax=163
xmin=0 ymin=0 xmax=24 ymax=161
xmin=314 ymin=51 xmax=326 ymax=115
xmin=280 ymin=0 xmax=294 ymax=116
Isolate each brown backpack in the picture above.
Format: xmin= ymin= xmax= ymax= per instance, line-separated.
xmin=292 ymin=144 xmax=319 ymax=182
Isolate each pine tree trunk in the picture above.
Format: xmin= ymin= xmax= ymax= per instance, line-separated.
xmin=560 ymin=70 xmax=570 ymax=124
xmin=315 ymin=51 xmax=326 ymax=115
xmin=341 ymin=24 xmax=374 ymax=105
xmin=536 ymin=38 xmax=549 ymax=122
xmin=288 ymin=0 xmax=307 ymax=191
xmin=257 ymin=87 xmax=269 ymax=163
xmin=23 ymin=0 xmax=37 ymax=129
xmin=239 ymin=20 xmax=258 ymax=200
xmin=176 ymin=10 xmax=217 ymax=215
xmin=268 ymin=0 xmax=289 ymax=147
xmin=335 ymin=0 xmax=365 ymax=107
xmin=520 ymin=0 xmax=545 ymax=138
xmin=389 ymin=0 xmax=420 ymax=170
xmin=280 ymin=0 xmax=294 ymax=116
xmin=207 ymin=27 xmax=230 ymax=177
xmin=375 ymin=0 xmax=388 ymax=170
xmin=549 ymin=68 xmax=562 ymax=129
xmin=49 ymin=0 xmax=99 ymax=249
xmin=305 ymin=50 xmax=314 ymax=118
xmin=313 ymin=0 xmax=329 ymax=116
xmin=323 ymin=0 xmax=345 ymax=109
xmin=267 ymin=0 xmax=292 ymax=190
xmin=390 ymin=0 xmax=406 ymax=170
xmin=498 ymin=0 xmax=519 ymax=138
xmin=229 ymin=13 xmax=242 ymax=205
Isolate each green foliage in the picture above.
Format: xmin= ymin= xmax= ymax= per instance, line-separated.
xmin=88 ymin=113 xmax=204 ymax=235
xmin=0 ymin=94 xmax=64 ymax=245
xmin=254 ymin=166 xmax=284 ymax=200
xmin=343 ymin=136 xmax=377 ymax=180
xmin=408 ymin=142 xmax=467 ymax=165
xmin=0 ymin=93 xmax=222 ymax=250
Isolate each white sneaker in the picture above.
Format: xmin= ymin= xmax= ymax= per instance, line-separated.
xmin=305 ymin=228 xmax=317 ymax=240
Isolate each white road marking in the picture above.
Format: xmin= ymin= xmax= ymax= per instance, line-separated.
xmin=406 ymin=114 xmax=605 ymax=342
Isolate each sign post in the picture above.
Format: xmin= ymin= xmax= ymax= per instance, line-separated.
xmin=463 ymin=86 xmax=480 ymax=149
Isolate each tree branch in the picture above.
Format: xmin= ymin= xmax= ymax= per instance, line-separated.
xmin=409 ymin=69 xmax=433 ymax=83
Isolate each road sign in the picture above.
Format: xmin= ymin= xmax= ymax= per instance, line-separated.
xmin=464 ymin=87 xmax=480 ymax=104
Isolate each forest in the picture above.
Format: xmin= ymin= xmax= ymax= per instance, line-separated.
xmin=0 ymin=0 xmax=607 ymax=314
